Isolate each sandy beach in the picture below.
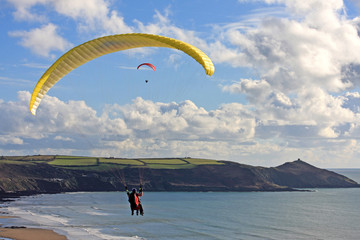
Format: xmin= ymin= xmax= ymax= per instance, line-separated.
xmin=0 ymin=216 xmax=68 ymax=240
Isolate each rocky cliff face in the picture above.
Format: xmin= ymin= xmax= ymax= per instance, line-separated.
xmin=0 ymin=158 xmax=358 ymax=199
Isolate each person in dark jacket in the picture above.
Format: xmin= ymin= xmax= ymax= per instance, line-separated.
xmin=125 ymin=185 xmax=144 ymax=216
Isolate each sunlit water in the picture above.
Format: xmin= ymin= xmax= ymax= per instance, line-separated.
xmin=1 ymin=170 xmax=360 ymax=240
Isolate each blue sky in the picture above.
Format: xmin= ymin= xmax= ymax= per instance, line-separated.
xmin=1 ymin=0 xmax=360 ymax=168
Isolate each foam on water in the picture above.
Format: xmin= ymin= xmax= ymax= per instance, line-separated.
xmin=3 ymin=194 xmax=140 ymax=240
xmin=4 ymin=205 xmax=141 ymax=240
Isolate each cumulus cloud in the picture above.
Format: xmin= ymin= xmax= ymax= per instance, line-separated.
xmin=9 ymin=23 xmax=73 ymax=58
xmin=223 ymin=0 xmax=360 ymax=92
xmin=224 ymin=78 xmax=359 ymax=139
xmin=102 ymin=97 xmax=256 ymax=141
xmin=0 ymin=92 xmax=257 ymax=158
xmin=0 ymin=135 xmax=23 ymax=145
xmin=7 ymin=1 xmax=210 ymax=64
xmin=7 ymin=0 xmax=48 ymax=21
xmin=51 ymin=0 xmax=133 ymax=34
xmin=7 ymin=0 xmax=133 ymax=58
xmin=219 ymin=0 xmax=360 ymax=145
xmin=1 ymin=91 xmax=360 ymax=166
xmin=7 ymin=0 xmax=133 ymax=34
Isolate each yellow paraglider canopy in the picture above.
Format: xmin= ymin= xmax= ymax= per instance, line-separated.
xmin=30 ymin=33 xmax=215 ymax=115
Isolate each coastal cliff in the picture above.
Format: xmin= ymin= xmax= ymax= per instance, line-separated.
xmin=0 ymin=156 xmax=358 ymax=199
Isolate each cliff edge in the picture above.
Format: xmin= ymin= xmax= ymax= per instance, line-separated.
xmin=0 ymin=156 xmax=358 ymax=199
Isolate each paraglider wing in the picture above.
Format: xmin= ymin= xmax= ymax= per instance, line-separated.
xmin=30 ymin=33 xmax=214 ymax=115
xmin=137 ymin=63 xmax=156 ymax=71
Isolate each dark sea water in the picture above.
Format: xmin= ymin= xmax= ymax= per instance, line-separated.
xmin=1 ymin=169 xmax=360 ymax=240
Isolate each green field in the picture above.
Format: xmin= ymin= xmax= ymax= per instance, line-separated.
xmin=48 ymin=157 xmax=98 ymax=166
xmin=99 ymin=158 xmax=144 ymax=165
xmin=0 ymin=155 xmax=224 ymax=169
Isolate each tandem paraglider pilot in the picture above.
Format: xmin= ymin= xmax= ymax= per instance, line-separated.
xmin=125 ymin=185 xmax=144 ymax=216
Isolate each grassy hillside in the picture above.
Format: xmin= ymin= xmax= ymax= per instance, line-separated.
xmin=0 ymin=155 xmax=358 ymax=196
xmin=0 ymin=155 xmax=224 ymax=170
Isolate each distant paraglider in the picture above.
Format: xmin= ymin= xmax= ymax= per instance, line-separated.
xmin=30 ymin=33 xmax=215 ymax=115
xmin=137 ymin=63 xmax=156 ymax=71
xmin=138 ymin=63 xmax=155 ymax=84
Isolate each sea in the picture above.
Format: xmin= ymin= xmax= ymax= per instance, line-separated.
xmin=1 ymin=169 xmax=360 ymax=240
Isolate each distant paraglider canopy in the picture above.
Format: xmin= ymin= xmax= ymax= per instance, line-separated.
xmin=30 ymin=33 xmax=215 ymax=115
xmin=137 ymin=63 xmax=156 ymax=71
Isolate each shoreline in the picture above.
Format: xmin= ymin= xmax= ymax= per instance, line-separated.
xmin=0 ymin=226 xmax=68 ymax=240
xmin=0 ymin=205 xmax=68 ymax=240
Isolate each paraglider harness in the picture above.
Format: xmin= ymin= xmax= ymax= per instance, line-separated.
xmin=125 ymin=185 xmax=144 ymax=216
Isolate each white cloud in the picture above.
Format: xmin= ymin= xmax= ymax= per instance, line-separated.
xmin=223 ymin=78 xmax=272 ymax=104
xmin=318 ymin=126 xmax=339 ymax=138
xmin=0 ymin=92 xmax=255 ymax=158
xmin=7 ymin=0 xmax=133 ymax=58
xmin=224 ymin=78 xmax=359 ymax=133
xmin=225 ymin=0 xmax=360 ymax=93
xmin=0 ymin=135 xmax=23 ymax=145
xmin=110 ymin=97 xmax=255 ymax=141
xmin=51 ymin=0 xmax=133 ymax=34
xmin=54 ymin=136 xmax=74 ymax=142
xmin=1 ymin=91 xmax=360 ymax=167
xmin=218 ymin=0 xmax=360 ymax=144
xmin=9 ymin=23 xmax=73 ymax=58
xmin=7 ymin=0 xmax=48 ymax=21
xmin=7 ymin=0 xmax=133 ymax=34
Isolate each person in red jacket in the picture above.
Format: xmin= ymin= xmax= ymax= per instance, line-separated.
xmin=125 ymin=185 xmax=144 ymax=216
